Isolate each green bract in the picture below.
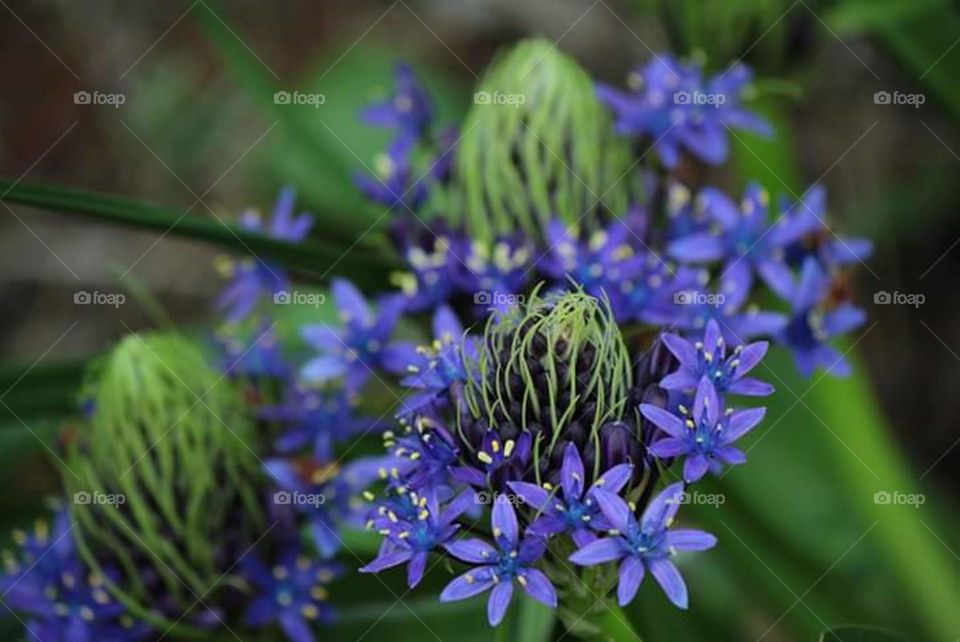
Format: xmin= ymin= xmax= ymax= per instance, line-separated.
xmin=63 ymin=332 xmax=264 ymax=628
xmin=464 ymin=288 xmax=633 ymax=480
xmin=450 ymin=38 xmax=634 ymax=243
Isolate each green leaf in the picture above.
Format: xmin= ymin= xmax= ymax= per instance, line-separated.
xmin=0 ymin=179 xmax=390 ymax=287
xmin=819 ymin=625 xmax=906 ymax=641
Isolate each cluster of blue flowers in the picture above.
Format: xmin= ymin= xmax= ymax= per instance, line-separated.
xmin=0 ymin=49 xmax=871 ymax=641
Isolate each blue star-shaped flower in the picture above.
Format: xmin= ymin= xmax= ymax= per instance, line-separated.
xmin=641 ymin=376 xmax=766 ymax=481
xmin=569 ymin=484 xmax=716 ymax=608
xmin=440 ymin=499 xmax=557 ymax=626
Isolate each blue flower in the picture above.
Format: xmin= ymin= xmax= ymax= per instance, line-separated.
xmin=597 ymin=56 xmax=771 ymax=168
xmin=668 ymin=183 xmax=820 ymax=300
xmin=440 ymin=500 xmax=557 ymax=626
xmin=778 ymin=187 xmax=873 ymax=271
xmin=300 ymin=279 xmax=412 ymax=391
xmin=241 ymin=543 xmax=340 ymax=642
xmin=383 ymin=415 xmax=462 ymax=490
xmin=456 ymin=237 xmax=533 ymax=315
xmin=777 ymin=257 xmax=865 ymax=377
xmin=540 ymin=219 xmax=639 ymax=305
xmin=360 ymin=488 xmax=473 ymax=588
xmin=399 ymin=306 xmax=478 ymax=413
xmin=391 ymin=227 xmax=458 ymax=312
xmin=360 ymin=62 xmax=434 ymax=141
xmin=261 ymin=386 xmax=378 ymax=460
xmin=0 ymin=513 xmax=149 ymax=642
xmin=265 ymin=457 xmax=385 ymax=558
xmin=216 ymin=322 xmax=289 ymax=379
xmin=660 ymin=319 xmax=773 ymax=397
xmin=508 ymin=443 xmax=633 ymax=546
xmin=355 ymin=135 xmax=430 ymax=211
xmin=216 ymin=188 xmax=313 ymax=323
xmin=569 ymin=484 xmax=716 ymax=608
xmin=641 ymin=377 xmax=766 ymax=481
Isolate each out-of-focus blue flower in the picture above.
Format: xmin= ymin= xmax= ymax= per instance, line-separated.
xmin=596 ymin=56 xmax=771 ymax=168
xmin=0 ymin=513 xmax=150 ymax=642
xmin=391 ymin=225 xmax=459 ymax=313
xmin=216 ymin=188 xmax=313 ymax=323
xmin=457 ymin=237 xmax=534 ymax=315
xmin=261 ymin=386 xmax=377 ymax=461
xmin=778 ymin=188 xmax=874 ymax=271
xmin=660 ymin=319 xmax=773 ymax=396
xmin=777 ymin=258 xmax=865 ymax=377
xmin=440 ymin=500 xmax=556 ymax=626
xmin=399 ymin=307 xmax=478 ymax=414
xmin=650 ymin=268 xmax=787 ymax=343
xmin=355 ymin=135 xmax=430 ymax=211
xmin=217 ymin=323 xmax=289 ymax=380
xmin=265 ymin=457 xmax=384 ymax=559
xmin=508 ymin=443 xmax=633 ymax=547
xmin=360 ymin=488 xmax=472 ymax=588
xmin=360 ymin=63 xmax=434 ymax=141
xmin=540 ymin=220 xmax=640 ymax=308
xmin=569 ymin=484 xmax=716 ymax=608
xmin=383 ymin=415 xmax=461 ymax=490
xmin=300 ymin=279 xmax=412 ymax=391
xmin=641 ymin=377 xmax=766 ymax=481
xmin=241 ymin=543 xmax=340 ymax=642
xmin=668 ymin=183 xmax=820 ymax=300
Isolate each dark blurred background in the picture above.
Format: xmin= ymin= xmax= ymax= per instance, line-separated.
xmin=1 ymin=1 xmax=959 ymax=641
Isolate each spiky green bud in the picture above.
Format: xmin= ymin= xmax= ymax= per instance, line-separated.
xmin=450 ymin=39 xmax=635 ymax=244
xmin=63 ymin=332 xmax=263 ymax=627
xmin=464 ymin=288 xmax=633 ymax=478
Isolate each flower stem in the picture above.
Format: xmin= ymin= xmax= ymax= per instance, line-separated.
xmin=587 ymin=600 xmax=641 ymax=642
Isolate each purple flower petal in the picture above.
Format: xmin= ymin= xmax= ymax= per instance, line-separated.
xmin=519 ymin=568 xmax=557 ymax=607
xmin=492 ymin=499 xmax=519 ymax=548
xmin=726 ymin=376 xmax=774 ymax=396
xmin=649 ymin=437 xmax=690 ymax=459
xmin=713 ymin=445 xmax=747 ymax=465
xmin=683 ymin=454 xmax=710 ymax=482
xmin=569 ymin=537 xmax=625 ymax=566
xmin=665 ymin=529 xmax=717 ymax=552
xmin=723 ymin=407 xmax=766 ymax=442
xmin=407 ymin=551 xmax=428 ymax=587
xmin=333 ymin=279 xmax=371 ymax=326
xmin=648 ymin=557 xmax=689 ymax=609
xmin=661 ymin=332 xmax=698 ymax=367
xmin=639 ymin=405 xmax=685 ymax=438
xmin=359 ymin=549 xmax=414 ymax=574
xmin=668 ymin=233 xmax=726 ymax=263
xmin=591 ymin=464 xmax=633 ymax=495
xmin=279 ymin=611 xmax=314 ymax=642
xmin=443 ymin=539 xmax=497 ymax=564
xmin=508 ymin=482 xmax=550 ymax=511
xmin=560 ymin=442 xmax=585 ymax=500
xmin=440 ymin=567 xmax=496 ymax=602
xmin=591 ymin=489 xmax=631 ymax=534
xmin=617 ymin=556 xmax=645 ymax=606
xmin=487 ymin=581 xmax=514 ymax=626
xmin=641 ymin=482 xmax=685 ymax=533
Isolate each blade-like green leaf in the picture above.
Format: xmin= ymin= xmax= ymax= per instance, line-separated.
xmin=0 ymin=179 xmax=391 ymax=286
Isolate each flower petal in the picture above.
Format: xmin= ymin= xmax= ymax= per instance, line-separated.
xmin=591 ymin=489 xmax=631 ymax=533
xmin=617 ymin=556 xmax=645 ymax=606
xmin=683 ymin=454 xmax=710 ymax=482
xmin=561 ymin=442 xmax=585 ymax=500
xmin=639 ymin=405 xmax=685 ymax=438
xmin=440 ymin=567 xmax=495 ymax=602
xmin=591 ymin=464 xmax=633 ymax=495
xmin=519 ymin=568 xmax=557 ymax=607
xmin=665 ymin=529 xmax=717 ymax=552
xmin=487 ymin=581 xmax=514 ymax=626
xmin=359 ymin=549 xmax=414 ymax=574
xmin=641 ymin=482 xmax=685 ymax=533
xmin=492 ymin=499 xmax=519 ymax=548
xmin=569 ymin=537 xmax=625 ymax=566
xmin=648 ymin=558 xmax=689 ymax=609
xmin=443 ymin=539 xmax=497 ymax=564
xmin=723 ymin=407 xmax=766 ymax=442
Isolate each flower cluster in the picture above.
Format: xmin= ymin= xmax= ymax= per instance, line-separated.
xmin=3 ymin=40 xmax=872 ymax=641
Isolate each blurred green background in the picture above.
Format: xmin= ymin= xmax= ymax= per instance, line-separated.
xmin=1 ymin=1 xmax=959 ymax=640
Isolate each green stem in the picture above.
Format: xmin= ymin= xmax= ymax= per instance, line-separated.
xmin=588 ymin=599 xmax=641 ymax=642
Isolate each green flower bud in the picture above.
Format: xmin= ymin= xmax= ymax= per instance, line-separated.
xmin=450 ymin=39 xmax=635 ymax=244
xmin=63 ymin=332 xmax=264 ymax=627
xmin=464 ymin=288 xmax=634 ymax=480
